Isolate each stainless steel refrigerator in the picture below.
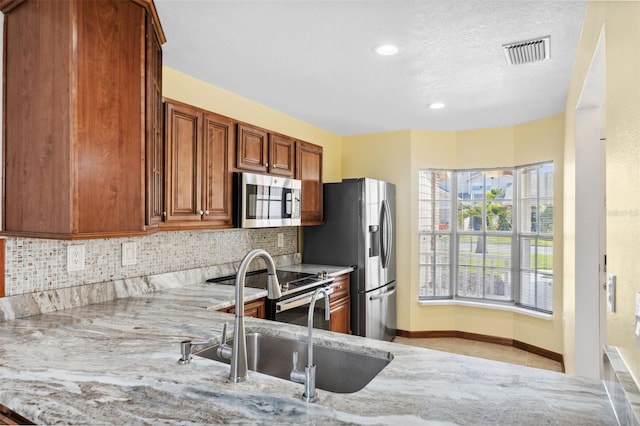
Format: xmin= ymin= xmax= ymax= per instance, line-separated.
xmin=303 ymin=178 xmax=396 ymax=341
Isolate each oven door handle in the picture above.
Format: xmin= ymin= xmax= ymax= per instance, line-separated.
xmin=276 ymin=287 xmax=333 ymax=312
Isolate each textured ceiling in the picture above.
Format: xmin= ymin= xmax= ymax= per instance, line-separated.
xmin=154 ymin=0 xmax=587 ymax=136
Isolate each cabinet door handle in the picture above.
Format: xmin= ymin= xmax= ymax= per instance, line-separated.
xmin=199 ymin=210 xmax=204 ymax=215
xmin=204 ymin=210 xmax=210 ymax=215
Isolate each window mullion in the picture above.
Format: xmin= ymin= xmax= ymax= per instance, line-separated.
xmin=451 ymin=173 xmax=458 ymax=298
xmin=430 ymin=173 xmax=437 ymax=297
xmin=532 ymin=167 xmax=537 ymax=307
xmin=512 ymin=168 xmax=519 ymax=305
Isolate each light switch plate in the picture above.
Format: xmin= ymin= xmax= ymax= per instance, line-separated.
xmin=277 ymin=233 xmax=284 ymax=248
xmin=122 ymin=242 xmax=137 ymax=266
xmin=67 ymin=245 xmax=85 ymax=272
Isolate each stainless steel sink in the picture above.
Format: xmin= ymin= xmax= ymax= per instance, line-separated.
xmin=195 ymin=332 xmax=393 ymax=393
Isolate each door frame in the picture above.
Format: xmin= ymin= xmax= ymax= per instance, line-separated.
xmin=574 ymin=28 xmax=606 ymax=379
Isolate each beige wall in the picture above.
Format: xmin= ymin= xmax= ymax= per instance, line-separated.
xmin=343 ymin=116 xmax=565 ymax=353
xmin=162 ymin=67 xmax=343 ymax=183
xmin=565 ymin=1 xmax=640 ymax=376
xmin=167 ymin=8 xmax=640 ymax=372
xmin=341 ymin=131 xmax=414 ymax=328
xmin=166 ymin=56 xmax=567 ymax=358
xmin=513 ymin=116 xmax=565 ymax=353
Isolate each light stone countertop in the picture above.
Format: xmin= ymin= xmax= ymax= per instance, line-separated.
xmin=0 ymin=271 xmax=617 ymax=425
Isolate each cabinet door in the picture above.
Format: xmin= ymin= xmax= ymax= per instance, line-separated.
xmin=2 ymin=0 xmax=164 ymax=239
xmin=296 ymin=141 xmax=324 ymax=225
xmin=244 ymin=298 xmax=266 ymax=319
xmin=224 ymin=298 xmax=265 ymax=319
xmin=164 ymin=101 xmax=202 ymax=222
xmin=329 ymin=274 xmax=351 ymax=334
xmin=268 ymin=134 xmax=295 ymax=177
xmin=76 ymin=0 xmax=145 ymax=234
xmin=145 ymin=13 xmax=164 ymax=228
xmin=236 ymin=124 xmax=268 ymax=173
xmin=329 ymin=274 xmax=349 ymax=303
xmin=330 ymin=297 xmax=351 ymax=334
xmin=201 ymin=112 xmax=234 ymax=226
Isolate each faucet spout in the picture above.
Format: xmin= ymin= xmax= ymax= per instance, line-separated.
xmin=228 ymin=249 xmax=280 ymax=383
xmin=290 ymin=286 xmax=330 ymax=402
xmin=307 ymin=287 xmax=330 ymax=368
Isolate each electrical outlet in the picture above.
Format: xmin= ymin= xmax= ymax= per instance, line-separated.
xmin=67 ymin=245 xmax=85 ymax=272
xmin=122 ymin=242 xmax=137 ymax=266
xmin=277 ymin=233 xmax=284 ymax=248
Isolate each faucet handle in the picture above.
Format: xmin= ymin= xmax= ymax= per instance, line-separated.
xmin=221 ymin=322 xmax=228 ymax=342
xmin=217 ymin=322 xmax=233 ymax=360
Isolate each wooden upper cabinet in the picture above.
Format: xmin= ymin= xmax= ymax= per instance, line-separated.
xmin=296 ymin=141 xmax=324 ymax=225
xmin=236 ymin=124 xmax=269 ymax=173
xmin=236 ymin=125 xmax=295 ymax=177
xmin=163 ymin=99 xmax=234 ymax=229
xmin=268 ymin=134 xmax=295 ymax=177
xmin=201 ymin=112 xmax=234 ymax=225
xmin=0 ymin=0 xmax=165 ymax=239
xmin=145 ymin=12 xmax=165 ymax=229
xmin=164 ymin=102 xmax=202 ymax=223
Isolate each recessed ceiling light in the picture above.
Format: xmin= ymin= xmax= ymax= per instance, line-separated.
xmin=429 ymin=102 xmax=446 ymax=110
xmin=376 ymin=44 xmax=399 ymax=56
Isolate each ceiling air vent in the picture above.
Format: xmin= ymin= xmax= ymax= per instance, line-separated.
xmin=503 ymin=36 xmax=550 ymax=65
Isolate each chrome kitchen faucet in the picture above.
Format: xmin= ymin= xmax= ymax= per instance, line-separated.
xmin=217 ymin=249 xmax=280 ymax=382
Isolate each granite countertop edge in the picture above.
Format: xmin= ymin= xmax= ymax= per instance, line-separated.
xmin=0 ymin=264 xmax=617 ymax=425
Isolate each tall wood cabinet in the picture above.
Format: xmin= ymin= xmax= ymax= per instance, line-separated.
xmin=163 ymin=100 xmax=235 ymax=228
xmin=145 ymin=11 xmax=165 ymax=229
xmin=0 ymin=0 xmax=165 ymax=239
xmin=296 ymin=141 xmax=324 ymax=225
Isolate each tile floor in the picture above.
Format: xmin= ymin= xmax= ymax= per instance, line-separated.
xmin=393 ymin=336 xmax=563 ymax=373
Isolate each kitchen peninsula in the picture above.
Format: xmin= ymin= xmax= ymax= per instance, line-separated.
xmin=0 ymin=265 xmax=616 ymax=425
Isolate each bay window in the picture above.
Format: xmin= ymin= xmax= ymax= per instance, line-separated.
xmin=418 ymin=162 xmax=554 ymax=313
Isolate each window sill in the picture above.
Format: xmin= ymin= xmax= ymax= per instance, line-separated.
xmin=418 ymin=299 xmax=553 ymax=320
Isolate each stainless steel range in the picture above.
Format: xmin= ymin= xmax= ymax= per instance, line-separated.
xmin=207 ymin=270 xmax=334 ymax=329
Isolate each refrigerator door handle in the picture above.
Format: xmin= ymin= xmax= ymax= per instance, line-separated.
xmin=381 ymin=199 xmax=393 ymax=269
xmin=369 ymin=285 xmax=397 ymax=301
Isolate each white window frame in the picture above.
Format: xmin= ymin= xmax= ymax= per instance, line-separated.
xmin=418 ymin=162 xmax=554 ymax=314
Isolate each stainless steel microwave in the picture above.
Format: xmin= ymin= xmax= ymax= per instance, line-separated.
xmin=233 ymin=172 xmax=301 ymax=228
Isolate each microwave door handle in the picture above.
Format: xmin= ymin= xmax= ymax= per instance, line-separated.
xmin=285 ymin=190 xmax=292 ymax=216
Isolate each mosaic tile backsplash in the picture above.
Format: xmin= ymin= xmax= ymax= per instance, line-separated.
xmin=4 ymin=227 xmax=298 ymax=296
